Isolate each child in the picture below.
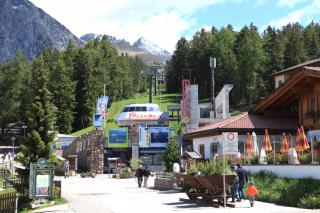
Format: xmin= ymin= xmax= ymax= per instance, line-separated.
xmin=247 ymin=180 xmax=259 ymax=207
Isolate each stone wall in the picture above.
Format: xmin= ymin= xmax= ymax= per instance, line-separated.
xmin=63 ymin=130 xmax=105 ymax=174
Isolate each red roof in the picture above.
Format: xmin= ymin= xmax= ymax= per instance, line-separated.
xmin=185 ymin=112 xmax=300 ymax=139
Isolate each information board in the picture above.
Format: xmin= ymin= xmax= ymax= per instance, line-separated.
xmin=29 ymin=158 xmax=54 ymax=199
xmin=222 ymin=132 xmax=238 ymax=155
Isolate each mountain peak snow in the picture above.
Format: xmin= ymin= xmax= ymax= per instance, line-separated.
xmin=133 ymin=37 xmax=171 ymax=61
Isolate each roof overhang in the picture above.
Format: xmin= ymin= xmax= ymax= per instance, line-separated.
xmin=253 ymin=68 xmax=320 ymax=114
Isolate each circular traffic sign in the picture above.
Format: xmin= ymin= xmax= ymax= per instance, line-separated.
xmin=227 ymin=133 xmax=234 ymax=141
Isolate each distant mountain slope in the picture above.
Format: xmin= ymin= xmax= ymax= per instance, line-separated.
xmin=0 ymin=0 xmax=83 ymax=61
xmin=81 ymin=34 xmax=171 ymax=64
xmin=133 ymin=37 xmax=171 ymax=61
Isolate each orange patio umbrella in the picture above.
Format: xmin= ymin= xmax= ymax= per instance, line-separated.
xmin=246 ymin=132 xmax=254 ymax=155
xmin=280 ymin=132 xmax=289 ymax=155
xmin=300 ymin=126 xmax=310 ymax=150
xmin=263 ymin=129 xmax=272 ymax=152
xmin=295 ymin=128 xmax=303 ymax=152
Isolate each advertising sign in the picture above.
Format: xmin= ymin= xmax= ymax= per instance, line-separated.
xmin=29 ymin=158 xmax=54 ymax=199
xmin=93 ymin=114 xmax=102 ymax=128
xmin=108 ymin=128 xmax=128 ymax=148
xmin=149 ymin=127 xmax=170 ymax=148
xmin=36 ymin=172 xmax=50 ymax=196
xmin=139 ymin=125 xmax=148 ymax=148
xmin=222 ymin=132 xmax=238 ymax=155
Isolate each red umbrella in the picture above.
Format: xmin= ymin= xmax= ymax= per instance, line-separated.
xmin=263 ymin=129 xmax=272 ymax=152
xmin=300 ymin=126 xmax=310 ymax=150
xmin=246 ymin=132 xmax=254 ymax=155
xmin=280 ymin=132 xmax=289 ymax=155
xmin=295 ymin=128 xmax=303 ymax=152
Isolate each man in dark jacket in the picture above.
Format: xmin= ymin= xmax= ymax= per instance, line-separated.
xmin=236 ymin=163 xmax=248 ymax=201
xmin=143 ymin=166 xmax=151 ymax=188
xmin=136 ymin=165 xmax=144 ymax=188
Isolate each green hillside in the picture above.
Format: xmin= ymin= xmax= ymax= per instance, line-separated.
xmin=71 ymin=93 xmax=180 ymax=136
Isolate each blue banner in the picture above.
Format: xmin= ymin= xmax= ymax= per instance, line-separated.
xmin=93 ymin=114 xmax=102 ymax=128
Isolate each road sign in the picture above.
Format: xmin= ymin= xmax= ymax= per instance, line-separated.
xmin=222 ymin=132 xmax=238 ymax=155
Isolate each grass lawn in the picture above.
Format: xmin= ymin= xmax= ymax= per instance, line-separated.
xmin=71 ymin=93 xmax=181 ymax=137
xmin=19 ymin=197 xmax=68 ymax=213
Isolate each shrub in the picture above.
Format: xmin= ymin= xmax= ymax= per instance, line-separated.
xmin=186 ymin=166 xmax=198 ymax=175
xmin=298 ymin=154 xmax=312 ymax=164
xmin=52 ymin=185 xmax=61 ymax=199
xmin=251 ymin=171 xmax=320 ymax=209
xmin=197 ymin=160 xmax=231 ymax=175
xmin=119 ymin=169 xmax=133 ymax=179
xmin=298 ymin=195 xmax=320 ymax=209
xmin=129 ymin=159 xmax=142 ymax=171
xmin=278 ymin=155 xmax=288 ymax=164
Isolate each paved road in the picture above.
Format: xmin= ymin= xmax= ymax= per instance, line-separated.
xmin=34 ymin=175 xmax=320 ymax=213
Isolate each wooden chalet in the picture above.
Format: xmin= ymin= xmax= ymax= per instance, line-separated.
xmin=184 ymin=58 xmax=320 ymax=159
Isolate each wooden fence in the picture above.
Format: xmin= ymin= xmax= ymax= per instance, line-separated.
xmin=0 ymin=191 xmax=17 ymax=213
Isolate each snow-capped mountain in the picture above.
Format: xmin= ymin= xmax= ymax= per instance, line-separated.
xmin=133 ymin=37 xmax=172 ymax=61
xmin=81 ymin=34 xmax=171 ymax=64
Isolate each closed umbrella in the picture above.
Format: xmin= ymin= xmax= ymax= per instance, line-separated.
xmin=300 ymin=126 xmax=310 ymax=150
xmin=251 ymin=132 xmax=259 ymax=156
xmin=246 ymin=132 xmax=254 ymax=155
xmin=263 ymin=129 xmax=272 ymax=152
xmin=280 ymin=132 xmax=289 ymax=155
xmin=295 ymin=128 xmax=303 ymax=152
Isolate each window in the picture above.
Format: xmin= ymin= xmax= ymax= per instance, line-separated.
xmin=135 ymin=106 xmax=142 ymax=111
xmin=200 ymin=108 xmax=210 ymax=118
xmin=147 ymin=107 xmax=154 ymax=112
xmin=199 ymin=144 xmax=205 ymax=157
xmin=278 ymin=80 xmax=283 ymax=87
xmin=122 ymin=107 xmax=129 ymax=112
xmin=128 ymin=107 xmax=136 ymax=112
xmin=210 ymin=143 xmax=218 ymax=158
xmin=141 ymin=107 xmax=147 ymax=111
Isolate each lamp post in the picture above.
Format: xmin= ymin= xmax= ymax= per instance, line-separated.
xmin=22 ymin=124 xmax=27 ymax=137
xmin=11 ymin=136 xmax=16 ymax=158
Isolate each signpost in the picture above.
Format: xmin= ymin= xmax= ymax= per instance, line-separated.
xmin=221 ymin=132 xmax=238 ymax=208
xmin=29 ymin=158 xmax=54 ymax=200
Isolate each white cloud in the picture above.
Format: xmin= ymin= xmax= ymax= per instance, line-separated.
xmin=28 ymin=0 xmax=243 ymax=52
xmin=263 ymin=0 xmax=320 ymax=29
xmin=276 ymin=0 xmax=306 ymax=8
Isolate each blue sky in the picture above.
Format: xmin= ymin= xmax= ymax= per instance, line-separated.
xmin=29 ymin=0 xmax=320 ymax=53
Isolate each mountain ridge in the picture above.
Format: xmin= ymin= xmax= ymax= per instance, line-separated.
xmin=80 ymin=33 xmax=171 ymax=64
xmin=0 ymin=0 xmax=83 ymax=61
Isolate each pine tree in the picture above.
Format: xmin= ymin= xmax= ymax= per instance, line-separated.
xmin=303 ymin=22 xmax=320 ymax=59
xmin=166 ymin=37 xmax=190 ymax=93
xmin=72 ymin=49 xmax=95 ymax=131
xmin=0 ymin=52 xmax=26 ymax=138
xmin=16 ymin=55 xmax=56 ymax=167
xmin=235 ymin=24 xmax=265 ymax=107
xmin=214 ymin=25 xmax=238 ymax=104
xmin=163 ymin=136 xmax=180 ymax=172
xmin=49 ymin=58 xmax=76 ymax=134
xmin=283 ymin=23 xmax=307 ymax=68
xmin=262 ymin=26 xmax=285 ymax=92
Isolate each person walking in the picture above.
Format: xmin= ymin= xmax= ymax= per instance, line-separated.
xmin=231 ymin=165 xmax=239 ymax=203
xmin=135 ymin=165 xmax=144 ymax=188
xmin=236 ymin=163 xmax=248 ymax=201
xmin=143 ymin=166 xmax=151 ymax=188
xmin=247 ymin=180 xmax=259 ymax=207
xmin=63 ymin=160 xmax=69 ymax=178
